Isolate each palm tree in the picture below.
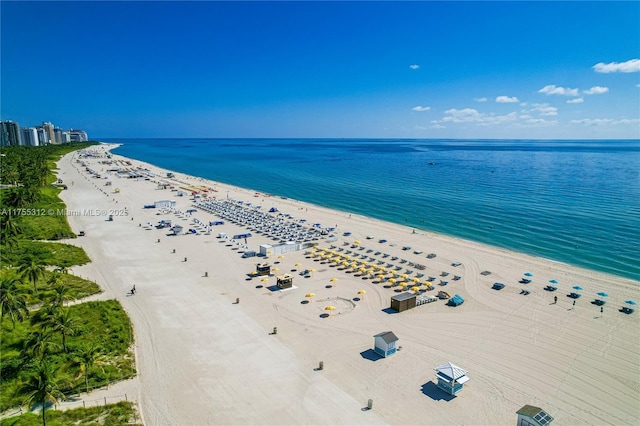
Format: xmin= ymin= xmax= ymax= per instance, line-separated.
xmin=22 ymin=331 xmax=61 ymax=360
xmin=70 ymin=344 xmax=106 ymax=394
xmin=1 ymin=213 xmax=22 ymax=237
xmin=50 ymin=283 xmax=70 ymax=308
xmin=49 ymin=309 xmax=78 ymax=353
xmin=19 ymin=259 xmax=46 ymax=293
xmin=18 ymin=360 xmax=66 ymax=426
xmin=0 ymin=276 xmax=29 ymax=328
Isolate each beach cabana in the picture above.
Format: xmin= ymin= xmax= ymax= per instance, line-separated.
xmin=373 ymin=331 xmax=399 ymax=358
xmin=276 ymin=273 xmax=294 ymax=289
xmin=448 ymin=294 xmax=464 ymax=306
xmin=516 ymin=405 xmax=554 ymax=426
xmin=256 ymin=262 xmax=271 ymax=276
xmin=390 ymin=292 xmax=417 ymax=312
xmin=434 ymin=362 xmax=470 ymax=396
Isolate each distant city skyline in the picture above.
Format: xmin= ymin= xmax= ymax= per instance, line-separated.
xmin=1 ymin=1 xmax=638 ymax=139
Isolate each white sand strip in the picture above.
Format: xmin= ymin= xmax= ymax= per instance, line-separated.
xmin=56 ymin=144 xmax=639 ymax=425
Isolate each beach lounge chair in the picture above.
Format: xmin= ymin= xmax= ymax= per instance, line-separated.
xmin=481 ymin=271 xmax=492 ymax=276
xmin=427 ymin=253 xmax=437 ymax=259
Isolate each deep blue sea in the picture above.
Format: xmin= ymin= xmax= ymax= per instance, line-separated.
xmin=106 ymin=139 xmax=640 ymax=282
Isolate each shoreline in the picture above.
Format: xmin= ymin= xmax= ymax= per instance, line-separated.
xmin=57 ymin=143 xmax=639 ymax=425
xmin=108 ymin=141 xmax=639 ymax=283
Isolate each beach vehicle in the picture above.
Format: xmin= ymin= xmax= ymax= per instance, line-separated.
xmin=78 ymin=231 xmax=85 ymax=237
xmin=379 ymin=239 xmax=387 ymax=243
xmin=242 ymin=251 xmax=257 ymax=258
xmin=108 ymin=215 xmax=113 ymax=221
xmin=402 ymin=246 xmax=411 ymax=251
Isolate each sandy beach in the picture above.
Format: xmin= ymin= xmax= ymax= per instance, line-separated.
xmin=56 ymin=144 xmax=639 ymax=425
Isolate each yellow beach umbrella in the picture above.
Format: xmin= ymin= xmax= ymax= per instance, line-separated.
xmin=309 ymin=268 xmax=316 ymax=276
xmin=330 ymin=277 xmax=338 ymax=283
xmin=261 ymin=277 xmax=269 ymax=282
xmin=305 ymin=292 xmax=315 ymax=299
xmin=411 ymin=286 xmax=420 ymax=293
xmin=278 ymin=255 xmax=285 ymax=260
xmin=388 ymin=278 xmax=397 ymax=284
xmin=411 ymin=277 xmax=420 ymax=283
xmin=325 ymin=305 xmax=336 ymax=312
xmin=294 ymin=262 xmax=302 ymax=267
xmin=401 ymin=274 xmax=409 ymax=279
xmin=377 ymin=274 xmax=385 ymax=280
xmin=251 ymin=271 xmax=258 ymax=276
xmin=354 ymin=240 xmax=361 ymax=245
xmin=358 ymin=290 xmax=366 ymax=295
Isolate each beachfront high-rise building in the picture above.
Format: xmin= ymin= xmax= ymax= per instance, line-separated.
xmin=69 ymin=129 xmax=88 ymax=142
xmin=1 ymin=119 xmax=88 ymax=145
xmin=21 ymin=127 xmax=39 ymax=146
xmin=0 ymin=120 xmax=22 ymax=146
xmin=42 ymin=121 xmax=56 ymax=144
xmin=36 ymin=127 xmax=50 ymax=145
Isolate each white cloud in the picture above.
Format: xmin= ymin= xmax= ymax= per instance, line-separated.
xmin=442 ymin=108 xmax=483 ymax=123
xmin=409 ymin=64 xmax=420 ymax=70
xmin=412 ymin=106 xmax=431 ymax=112
xmin=567 ymin=98 xmax=584 ymax=104
xmin=571 ymin=118 xmax=640 ymax=126
xmin=474 ymin=97 xmax=487 ymax=102
xmin=593 ymin=59 xmax=640 ymax=73
xmin=414 ymin=125 xmax=427 ymax=130
xmin=438 ymin=108 xmax=517 ymax=126
xmin=431 ymin=124 xmax=446 ymax=129
xmin=530 ymin=103 xmax=558 ymax=116
xmin=539 ymin=85 xmax=579 ymax=96
xmin=583 ymin=86 xmax=609 ymax=95
xmin=496 ymin=96 xmax=519 ymax=103
xmin=522 ymin=118 xmax=558 ymax=127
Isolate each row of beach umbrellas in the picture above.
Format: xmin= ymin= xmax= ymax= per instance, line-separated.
xmin=524 ymin=273 xmax=636 ymax=306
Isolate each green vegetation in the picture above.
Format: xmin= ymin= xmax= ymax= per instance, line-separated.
xmin=0 ymin=143 xmax=137 ymax=425
xmin=0 ymin=299 xmax=136 ymax=411
xmin=0 ymin=401 xmax=140 ymax=426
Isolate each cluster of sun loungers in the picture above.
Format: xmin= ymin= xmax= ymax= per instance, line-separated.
xmin=194 ymin=199 xmax=328 ymax=243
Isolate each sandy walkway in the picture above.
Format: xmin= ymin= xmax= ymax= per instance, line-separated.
xmin=56 ymin=144 xmax=639 ymax=425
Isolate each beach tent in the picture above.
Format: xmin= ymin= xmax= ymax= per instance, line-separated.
xmin=373 ymin=331 xmax=399 ymax=358
xmin=434 ymin=362 xmax=470 ymax=396
xmin=448 ymin=294 xmax=464 ymax=306
xmin=516 ymin=405 xmax=554 ymax=426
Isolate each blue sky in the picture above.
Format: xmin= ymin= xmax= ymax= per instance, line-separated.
xmin=2 ymin=1 xmax=639 ymax=139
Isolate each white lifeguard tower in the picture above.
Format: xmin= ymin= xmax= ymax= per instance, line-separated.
xmin=434 ymin=362 xmax=470 ymax=396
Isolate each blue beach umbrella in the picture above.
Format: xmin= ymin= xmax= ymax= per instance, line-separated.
xmin=524 ymin=272 xmax=533 ymax=277
xmin=625 ymin=300 xmax=637 ymax=306
xmin=572 ymin=285 xmax=583 ymax=291
xmin=549 ymin=279 xmax=558 ymax=284
xmin=597 ymin=292 xmax=608 ymax=298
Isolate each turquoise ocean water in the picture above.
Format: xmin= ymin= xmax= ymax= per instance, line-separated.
xmin=107 ymin=139 xmax=640 ymax=282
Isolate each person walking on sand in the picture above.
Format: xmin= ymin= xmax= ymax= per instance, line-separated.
xmin=554 ymin=295 xmax=558 ymax=304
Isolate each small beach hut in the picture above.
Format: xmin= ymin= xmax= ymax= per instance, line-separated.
xmin=390 ymin=292 xmax=417 ymax=312
xmin=373 ymin=331 xmax=399 ymax=358
xmin=434 ymin=362 xmax=470 ymax=396
xmin=276 ymin=273 xmax=294 ymax=289
xmin=256 ymin=262 xmax=271 ymax=276
xmin=516 ymin=405 xmax=554 ymax=426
